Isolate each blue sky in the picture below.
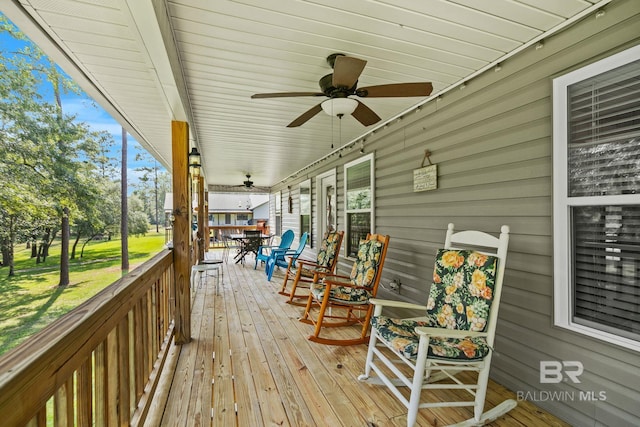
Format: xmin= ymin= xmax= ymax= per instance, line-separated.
xmin=1 ymin=13 xmax=166 ymax=186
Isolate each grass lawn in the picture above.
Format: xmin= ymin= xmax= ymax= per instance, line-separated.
xmin=0 ymin=231 xmax=168 ymax=356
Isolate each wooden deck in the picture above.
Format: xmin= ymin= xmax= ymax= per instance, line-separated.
xmin=151 ymin=258 xmax=570 ymax=427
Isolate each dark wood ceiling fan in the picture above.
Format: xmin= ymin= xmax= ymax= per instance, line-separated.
xmin=229 ymin=174 xmax=270 ymax=192
xmin=251 ymin=53 xmax=433 ymax=128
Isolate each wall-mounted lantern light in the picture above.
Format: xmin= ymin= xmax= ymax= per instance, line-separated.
xmin=188 ymin=147 xmax=201 ymax=177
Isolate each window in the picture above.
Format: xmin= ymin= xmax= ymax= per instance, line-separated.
xmin=553 ymin=45 xmax=640 ymax=352
xmin=344 ymin=153 xmax=374 ymax=257
xmin=274 ymin=191 xmax=282 ymax=236
xmin=299 ymin=179 xmax=311 ymax=244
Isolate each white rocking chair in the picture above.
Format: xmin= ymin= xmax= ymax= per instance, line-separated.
xmin=358 ymin=223 xmax=516 ymax=426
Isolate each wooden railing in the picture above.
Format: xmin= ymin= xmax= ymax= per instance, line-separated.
xmin=0 ymin=250 xmax=175 ymax=427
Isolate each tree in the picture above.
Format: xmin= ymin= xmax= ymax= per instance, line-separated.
xmin=1 ymin=16 xmax=103 ymax=281
xmin=75 ymin=180 xmax=121 ymax=258
xmin=127 ymin=194 xmax=150 ymax=237
xmin=1 ymin=16 xmax=166 ymax=282
xmin=121 ymin=127 xmax=129 ymax=271
xmin=44 ymin=71 xmax=102 ymax=286
xmin=0 ymin=24 xmax=58 ymax=274
xmin=134 ymin=150 xmax=170 ymax=232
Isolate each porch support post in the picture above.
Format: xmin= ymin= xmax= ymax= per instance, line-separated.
xmin=197 ymin=176 xmax=205 ymax=261
xmin=171 ymin=120 xmax=191 ymax=344
xmin=204 ymin=188 xmax=209 ymax=253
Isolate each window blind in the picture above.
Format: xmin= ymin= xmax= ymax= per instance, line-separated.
xmin=346 ymin=159 xmax=371 ymax=210
xmin=345 ymin=156 xmax=373 ymax=256
xmin=568 ymin=59 xmax=640 ymax=197
xmin=568 ymin=58 xmax=640 ymax=341
xmin=572 ymin=206 xmax=640 ymax=340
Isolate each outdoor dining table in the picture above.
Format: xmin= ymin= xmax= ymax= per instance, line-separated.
xmin=226 ymin=233 xmax=272 ymax=264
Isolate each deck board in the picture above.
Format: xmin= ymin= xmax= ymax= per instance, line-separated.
xmin=188 ymin=275 xmax=214 ymax=426
xmin=230 ymin=264 xmax=290 ymax=426
xmin=156 ymin=258 xmax=571 ymax=427
xmin=212 ymin=270 xmax=235 ymax=426
xmin=223 ymin=265 xmax=263 ymax=427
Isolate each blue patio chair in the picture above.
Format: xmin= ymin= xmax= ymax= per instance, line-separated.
xmin=254 ymin=229 xmax=294 ymax=269
xmin=265 ymin=232 xmax=308 ymax=281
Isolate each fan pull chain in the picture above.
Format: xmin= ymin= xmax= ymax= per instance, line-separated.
xmin=330 ymin=105 xmax=334 ymax=149
xmin=338 ymin=114 xmax=342 ymax=157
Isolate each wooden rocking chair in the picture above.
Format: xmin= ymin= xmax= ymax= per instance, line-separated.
xmin=279 ymin=230 xmax=344 ymax=305
xmin=300 ymin=233 xmax=390 ymax=345
xmin=358 ymin=223 xmax=515 ymax=426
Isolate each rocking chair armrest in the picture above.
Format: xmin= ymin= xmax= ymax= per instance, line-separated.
xmin=296 ymin=258 xmax=322 ymax=267
xmin=322 ymin=275 xmax=376 ymax=292
xmin=369 ymin=298 xmax=427 ymax=311
xmin=414 ymin=327 xmax=488 ymax=339
xmin=296 ymin=259 xmax=332 ymax=271
xmin=321 ymin=273 xmax=351 ymax=285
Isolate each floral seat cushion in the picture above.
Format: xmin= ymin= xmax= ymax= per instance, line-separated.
xmin=301 ymin=265 xmax=330 ymax=277
xmin=311 ymin=238 xmax=384 ymax=305
xmin=371 ymin=316 xmax=490 ymax=360
xmin=371 ymin=249 xmax=498 ymax=361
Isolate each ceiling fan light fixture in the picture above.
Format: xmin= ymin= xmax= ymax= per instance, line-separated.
xmin=321 ymin=98 xmax=358 ymax=117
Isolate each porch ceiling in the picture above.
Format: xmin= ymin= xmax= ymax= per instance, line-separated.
xmin=3 ymin=0 xmax=606 ymax=190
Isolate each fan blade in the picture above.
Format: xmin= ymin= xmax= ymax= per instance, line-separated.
xmin=251 ymin=92 xmax=324 ymax=99
xmin=287 ymin=103 xmax=323 ymax=127
xmin=357 ymin=82 xmax=433 ymax=98
xmin=351 ymin=101 xmax=381 ymax=126
xmin=332 ymin=56 xmax=367 ymax=89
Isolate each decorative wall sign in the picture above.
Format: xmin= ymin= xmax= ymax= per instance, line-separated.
xmin=413 ymin=150 xmax=437 ymax=192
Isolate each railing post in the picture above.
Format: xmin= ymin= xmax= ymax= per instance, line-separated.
xmin=204 ymin=188 xmax=210 ymax=251
xmin=171 ymin=120 xmax=191 ymax=344
xmin=197 ymin=176 xmax=206 ymax=261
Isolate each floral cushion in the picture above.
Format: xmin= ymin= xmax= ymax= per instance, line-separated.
xmin=351 ymin=238 xmax=384 ymax=286
xmin=311 ymin=238 xmax=384 ymax=304
xmin=289 ymin=232 xmax=340 ymax=282
xmin=316 ymin=231 xmax=341 ymax=268
xmin=427 ymin=249 xmax=498 ymax=332
xmin=370 ymin=249 xmax=498 ymax=361
xmin=371 ymin=316 xmax=490 ymax=361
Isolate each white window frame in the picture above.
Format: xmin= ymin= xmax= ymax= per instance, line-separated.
xmin=273 ymin=191 xmax=282 ymax=236
xmin=316 ymin=168 xmax=337 ymax=244
xmin=552 ymin=44 xmax=640 ymax=352
xmin=343 ymin=153 xmax=375 ymax=259
xmin=299 ymin=179 xmax=312 ymax=246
